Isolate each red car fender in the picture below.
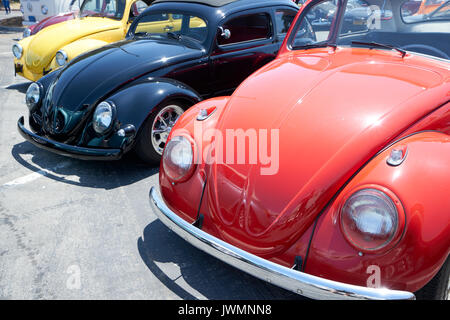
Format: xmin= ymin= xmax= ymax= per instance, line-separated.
xmin=159 ymin=97 xmax=230 ymax=224
xmin=28 ymin=12 xmax=75 ymax=36
xmin=400 ymin=102 xmax=450 ymax=137
xmin=304 ymin=131 xmax=450 ymax=292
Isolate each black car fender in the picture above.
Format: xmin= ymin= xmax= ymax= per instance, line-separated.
xmin=37 ymin=68 xmax=61 ymax=91
xmin=105 ymin=77 xmax=203 ymax=134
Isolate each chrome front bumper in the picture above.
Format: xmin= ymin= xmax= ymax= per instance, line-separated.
xmin=149 ymin=187 xmax=415 ymax=300
xmin=18 ymin=117 xmax=123 ymax=161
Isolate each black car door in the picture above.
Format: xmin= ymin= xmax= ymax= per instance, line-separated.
xmin=209 ymin=8 xmax=280 ymax=96
xmin=164 ymin=14 xmax=211 ymax=97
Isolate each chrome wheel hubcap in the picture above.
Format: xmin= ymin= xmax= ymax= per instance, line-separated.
xmin=151 ymin=105 xmax=184 ymax=155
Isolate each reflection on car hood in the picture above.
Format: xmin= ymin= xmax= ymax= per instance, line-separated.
xmin=43 ymin=38 xmax=204 ymax=136
xmin=24 ymin=17 xmax=122 ymax=73
xmin=206 ymin=47 xmax=449 ymax=256
xmin=29 ymin=12 xmax=75 ymax=35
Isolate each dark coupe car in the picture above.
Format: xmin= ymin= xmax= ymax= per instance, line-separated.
xmin=18 ymin=0 xmax=298 ymax=164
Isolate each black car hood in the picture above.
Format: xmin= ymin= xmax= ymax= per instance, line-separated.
xmin=50 ymin=38 xmax=205 ymax=113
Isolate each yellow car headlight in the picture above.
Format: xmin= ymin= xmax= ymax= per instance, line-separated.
xmin=12 ymin=43 xmax=23 ymax=59
xmin=56 ymin=50 xmax=68 ymax=67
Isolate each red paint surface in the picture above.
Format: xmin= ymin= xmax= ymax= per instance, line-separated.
xmin=160 ymin=31 xmax=450 ymax=293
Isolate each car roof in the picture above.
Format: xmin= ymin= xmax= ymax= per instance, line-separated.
xmin=144 ymin=0 xmax=298 ymax=28
xmin=152 ymin=0 xmax=297 ymax=9
xmin=152 ymin=0 xmax=238 ymax=6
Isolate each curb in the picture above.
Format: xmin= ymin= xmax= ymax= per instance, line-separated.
xmin=0 ymin=25 xmax=24 ymax=32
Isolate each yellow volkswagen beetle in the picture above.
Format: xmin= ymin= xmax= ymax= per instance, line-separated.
xmin=13 ymin=0 xmax=155 ymax=81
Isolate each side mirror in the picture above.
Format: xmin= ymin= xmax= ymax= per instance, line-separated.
xmin=218 ymin=26 xmax=231 ymax=40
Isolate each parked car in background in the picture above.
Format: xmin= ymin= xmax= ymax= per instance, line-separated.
xmin=22 ymin=0 xmax=150 ymax=38
xmin=13 ymin=0 xmax=153 ymax=81
xmin=20 ymin=0 xmax=79 ymax=26
xmin=296 ymin=0 xmax=337 ymax=30
xmin=22 ymin=0 xmax=80 ymax=38
xmin=150 ymin=0 xmax=450 ymax=300
xmin=341 ymin=0 xmax=393 ymax=33
xmin=17 ymin=0 xmax=299 ymax=164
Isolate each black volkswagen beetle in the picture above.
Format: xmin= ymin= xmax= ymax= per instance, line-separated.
xmin=18 ymin=0 xmax=298 ymax=164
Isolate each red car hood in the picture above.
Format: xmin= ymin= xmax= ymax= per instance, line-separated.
xmin=29 ymin=12 xmax=75 ymax=35
xmin=206 ymin=47 xmax=449 ymax=256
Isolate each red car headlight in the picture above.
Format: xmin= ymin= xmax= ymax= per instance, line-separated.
xmin=162 ymin=135 xmax=196 ymax=182
xmin=340 ymin=187 xmax=405 ymax=253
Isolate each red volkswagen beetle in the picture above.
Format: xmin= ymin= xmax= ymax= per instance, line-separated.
xmin=149 ymin=0 xmax=450 ymax=300
xmin=23 ymin=12 xmax=76 ymax=38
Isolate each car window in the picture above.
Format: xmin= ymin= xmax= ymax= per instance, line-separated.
xmin=80 ymin=0 xmax=127 ymax=20
xmin=340 ymin=0 xmax=373 ymax=35
xmin=132 ymin=12 xmax=208 ymax=42
xmin=290 ymin=0 xmax=338 ymax=48
xmin=288 ymin=0 xmax=449 ymax=59
xmin=131 ymin=0 xmax=149 ymax=18
xmin=402 ymin=0 xmax=450 ymax=23
xmin=275 ymin=9 xmax=297 ymax=35
xmin=218 ymin=13 xmax=272 ymax=46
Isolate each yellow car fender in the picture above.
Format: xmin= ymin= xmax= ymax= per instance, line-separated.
xmin=49 ymin=38 xmax=110 ymax=71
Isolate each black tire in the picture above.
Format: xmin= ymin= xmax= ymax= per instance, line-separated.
xmin=415 ymin=256 xmax=449 ymax=300
xmin=135 ymin=100 xmax=188 ymax=165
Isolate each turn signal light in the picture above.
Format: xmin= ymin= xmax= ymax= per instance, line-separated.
xmin=197 ymin=106 xmax=217 ymax=121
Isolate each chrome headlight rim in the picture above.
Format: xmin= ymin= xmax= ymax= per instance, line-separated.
xmin=23 ymin=28 xmax=31 ymax=38
xmin=162 ymin=135 xmax=197 ymax=183
xmin=339 ymin=185 xmax=406 ymax=254
xmin=92 ymin=101 xmax=116 ymax=135
xmin=12 ymin=43 xmax=23 ymax=59
xmin=55 ymin=50 xmax=68 ymax=67
xmin=25 ymin=82 xmax=44 ymax=111
xmin=41 ymin=5 xmax=49 ymax=15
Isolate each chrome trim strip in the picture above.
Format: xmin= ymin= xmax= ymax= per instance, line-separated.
xmin=149 ymin=187 xmax=415 ymax=300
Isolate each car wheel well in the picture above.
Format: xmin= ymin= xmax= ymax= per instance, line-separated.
xmin=415 ymin=255 xmax=450 ymax=300
xmin=134 ymin=97 xmax=196 ymax=165
xmin=140 ymin=97 xmax=194 ymax=130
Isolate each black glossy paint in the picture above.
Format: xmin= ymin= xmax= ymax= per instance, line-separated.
xmin=21 ymin=0 xmax=299 ymax=160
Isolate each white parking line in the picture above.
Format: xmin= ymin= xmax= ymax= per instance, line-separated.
xmin=1 ymin=161 xmax=72 ymax=188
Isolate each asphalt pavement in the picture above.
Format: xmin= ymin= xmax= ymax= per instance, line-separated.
xmin=0 ymin=30 xmax=304 ymax=300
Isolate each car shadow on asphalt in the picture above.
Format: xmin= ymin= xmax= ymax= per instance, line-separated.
xmin=11 ymin=141 xmax=158 ymax=190
xmin=137 ymin=220 xmax=307 ymax=300
xmin=4 ymin=81 xmax=30 ymax=94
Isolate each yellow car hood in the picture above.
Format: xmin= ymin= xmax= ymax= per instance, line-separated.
xmin=24 ymin=17 xmax=122 ymax=73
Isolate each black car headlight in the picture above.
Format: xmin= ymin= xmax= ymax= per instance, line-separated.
xmin=25 ymin=82 xmax=43 ymax=111
xmin=93 ymin=101 xmax=115 ymax=134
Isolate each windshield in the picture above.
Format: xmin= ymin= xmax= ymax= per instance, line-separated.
xmin=80 ymin=0 xmax=127 ymax=20
xmin=289 ymin=0 xmax=450 ymax=60
xmin=131 ymin=12 xmax=208 ymax=43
